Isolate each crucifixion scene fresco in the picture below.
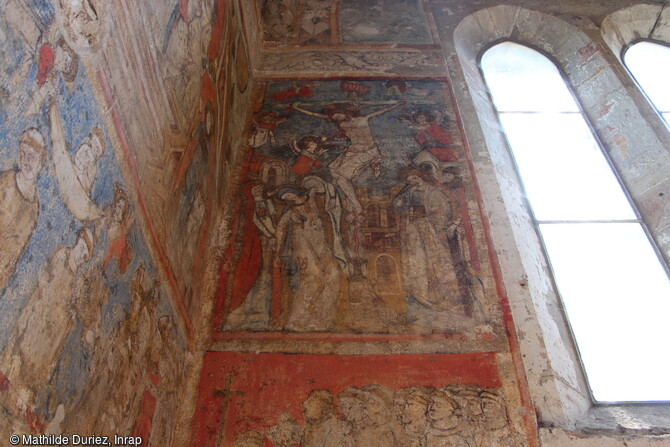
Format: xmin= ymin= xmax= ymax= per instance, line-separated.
xmin=215 ymin=80 xmax=503 ymax=340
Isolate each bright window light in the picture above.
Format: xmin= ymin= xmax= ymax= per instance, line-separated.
xmin=624 ymin=41 xmax=670 ymax=126
xmin=481 ymin=41 xmax=670 ymax=402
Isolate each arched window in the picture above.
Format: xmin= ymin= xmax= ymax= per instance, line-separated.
xmin=480 ymin=41 xmax=670 ymax=403
xmin=623 ymin=40 xmax=670 ymax=126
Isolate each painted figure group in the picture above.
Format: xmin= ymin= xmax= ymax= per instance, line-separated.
xmin=0 ymin=0 xmax=216 ymax=441
xmin=0 ymin=113 xmax=183 ymax=437
xmin=223 ymin=93 xmax=486 ymax=334
xmin=234 ymin=384 xmax=523 ymax=447
xmin=0 ymin=27 xmax=184 ymax=439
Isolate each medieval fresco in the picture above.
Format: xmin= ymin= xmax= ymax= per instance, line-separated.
xmin=260 ymin=0 xmax=338 ymax=44
xmin=0 ymin=0 xmax=188 ymax=442
xmin=215 ymin=80 xmax=503 ymax=341
xmin=339 ymin=0 xmax=433 ymax=44
xmin=190 ymin=353 xmax=529 ymax=447
xmin=259 ymin=0 xmax=435 ymax=45
xmin=87 ymin=0 xmax=255 ymax=330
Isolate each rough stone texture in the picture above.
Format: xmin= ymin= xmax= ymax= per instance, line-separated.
xmin=541 ymin=428 xmax=670 ymax=446
xmin=577 ymin=406 xmax=670 ymax=437
xmin=601 ymin=4 xmax=664 ymax=56
xmin=451 ymin=8 xmax=592 ymax=429
xmin=449 ymin=1 xmax=670 ymax=437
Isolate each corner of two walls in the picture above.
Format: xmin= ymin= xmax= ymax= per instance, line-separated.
xmin=0 ymin=0 xmax=251 ymax=444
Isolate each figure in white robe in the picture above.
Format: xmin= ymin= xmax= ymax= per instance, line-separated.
xmin=2 ymin=228 xmax=94 ymax=406
xmin=275 ymin=187 xmax=341 ymax=332
xmin=49 ymin=103 xmax=104 ymax=221
xmin=393 ymin=169 xmax=476 ymax=329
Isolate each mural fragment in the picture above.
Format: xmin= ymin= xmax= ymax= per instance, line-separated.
xmin=0 ymin=129 xmax=45 ymax=291
xmin=261 ymin=0 xmax=337 ymax=44
xmin=339 ymin=0 xmax=433 ymax=44
xmin=190 ymin=353 xmax=529 ymax=447
xmin=79 ymin=0 xmax=255 ymax=332
xmin=258 ymin=0 xmax=434 ymax=45
xmin=215 ymin=80 xmax=501 ymax=342
xmin=0 ymin=1 xmax=189 ymax=442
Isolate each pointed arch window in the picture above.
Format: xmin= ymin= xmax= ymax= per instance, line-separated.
xmin=480 ymin=42 xmax=670 ymax=403
xmin=623 ymin=40 xmax=670 ymax=126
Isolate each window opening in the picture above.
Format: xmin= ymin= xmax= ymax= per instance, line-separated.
xmin=481 ymin=41 xmax=670 ymax=403
xmin=624 ymin=40 xmax=670 ymax=126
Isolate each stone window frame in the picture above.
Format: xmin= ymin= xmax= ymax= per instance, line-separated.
xmin=603 ymin=4 xmax=670 ymax=140
xmin=478 ymin=35 xmax=660 ymax=396
xmin=450 ymin=4 xmax=670 ymax=438
xmin=621 ymin=37 xmax=670 ymax=126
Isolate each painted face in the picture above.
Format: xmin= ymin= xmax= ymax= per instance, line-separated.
xmin=54 ymin=45 xmax=73 ymax=74
xmin=363 ymin=395 xmax=388 ymax=426
xmin=67 ymin=0 xmax=85 ymax=13
xmin=339 ymin=396 xmax=365 ymax=425
xmin=331 ymin=113 xmax=349 ymax=123
xmin=112 ymin=198 xmax=127 ymax=223
xmin=442 ymin=172 xmax=456 ymax=183
xmin=479 ymin=399 xmax=507 ymax=430
xmin=205 ymin=109 xmax=214 ymax=135
xmin=305 ymin=141 xmax=319 ymax=153
xmin=89 ymin=133 xmax=105 ymax=160
xmin=428 ymin=397 xmax=459 ymax=430
xmin=188 ymin=0 xmax=203 ymax=20
xmin=71 ymin=236 xmax=91 ymax=269
xmin=75 ymin=143 xmax=96 ymax=171
xmin=260 ymin=114 xmax=275 ymax=124
xmin=303 ymin=394 xmax=330 ymax=423
xmin=19 ymin=144 xmax=42 ymax=181
xmin=271 ymin=421 xmax=301 ymax=447
xmin=458 ymin=396 xmax=482 ymax=420
xmin=283 ymin=192 xmax=307 ymax=206
xmin=406 ymin=175 xmax=423 ymax=186
xmin=398 ymin=397 xmax=427 ymax=425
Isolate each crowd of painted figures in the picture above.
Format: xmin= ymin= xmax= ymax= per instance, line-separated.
xmin=233 ymin=385 xmax=523 ymax=447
